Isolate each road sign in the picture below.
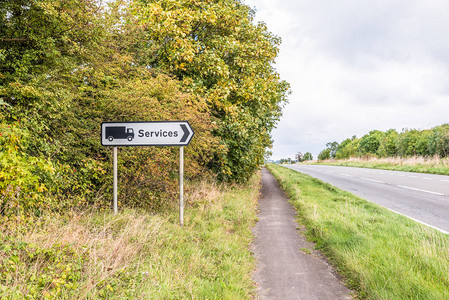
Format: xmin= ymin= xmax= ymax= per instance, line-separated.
xmin=101 ymin=121 xmax=194 ymax=147
xmin=101 ymin=121 xmax=194 ymax=226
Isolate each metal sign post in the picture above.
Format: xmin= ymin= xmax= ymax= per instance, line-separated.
xmin=179 ymin=146 xmax=184 ymax=227
xmin=101 ymin=121 xmax=194 ymax=224
xmin=113 ymin=146 xmax=118 ymax=214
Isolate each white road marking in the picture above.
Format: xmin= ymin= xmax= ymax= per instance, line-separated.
xmin=385 ymin=207 xmax=449 ymax=235
xmin=339 ymin=173 xmax=354 ymax=177
xmin=397 ymin=185 xmax=444 ymax=196
xmin=361 ymin=177 xmax=385 ymax=184
xmin=422 ymin=177 xmax=432 ymax=180
xmin=440 ymin=180 xmax=449 ymax=183
xmin=409 ymin=176 xmax=417 ymax=178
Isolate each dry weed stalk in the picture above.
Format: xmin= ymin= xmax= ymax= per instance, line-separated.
xmin=186 ymin=179 xmax=223 ymax=212
xmin=20 ymin=210 xmax=166 ymax=298
xmin=346 ymin=155 xmax=449 ymax=167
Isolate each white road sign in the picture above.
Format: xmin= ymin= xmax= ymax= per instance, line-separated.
xmin=101 ymin=121 xmax=194 ymax=146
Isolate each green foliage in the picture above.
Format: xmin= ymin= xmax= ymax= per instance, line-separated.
xmin=303 ymin=152 xmax=313 ymax=161
xmin=0 ymin=0 xmax=102 ymax=81
xmin=415 ymin=129 xmax=431 ymax=156
xmin=0 ymin=238 xmax=86 ymax=299
xmin=320 ymin=123 xmax=449 ymax=160
xmin=396 ymin=128 xmax=421 ymax=156
xmin=326 ymin=141 xmax=339 ymax=159
xmin=429 ymin=124 xmax=449 ymax=157
xmin=296 ymin=151 xmax=314 ymax=162
xmin=279 ymin=157 xmax=294 ymax=164
xmin=358 ymin=130 xmax=382 ymax=155
xmin=377 ymin=129 xmax=398 ymax=157
xmin=318 ymin=148 xmax=331 ymax=161
xmin=335 ymin=136 xmax=359 ymax=159
xmin=1 ymin=0 xmax=286 ymax=222
xmin=317 ymin=141 xmax=338 ymax=160
xmin=0 ymin=122 xmax=55 ymax=220
xmin=0 ymin=0 xmax=113 ymax=220
xmin=130 ymin=0 xmax=290 ymax=182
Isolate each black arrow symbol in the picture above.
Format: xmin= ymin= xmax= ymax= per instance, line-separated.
xmin=180 ymin=124 xmax=190 ymax=142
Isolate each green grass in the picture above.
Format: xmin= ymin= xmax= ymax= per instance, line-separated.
xmin=311 ymin=156 xmax=449 ymax=175
xmin=267 ymin=163 xmax=449 ymax=299
xmin=0 ymin=174 xmax=260 ymax=299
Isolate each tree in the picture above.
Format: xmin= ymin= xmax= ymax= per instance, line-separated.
xmin=378 ymin=129 xmax=398 ymax=157
xmin=359 ymin=130 xmax=382 ymax=155
xmin=318 ymin=149 xmax=331 ymax=161
xmin=296 ymin=151 xmax=313 ymax=162
xmin=303 ymin=152 xmax=313 ymax=161
xmin=396 ymin=129 xmax=420 ymax=157
xmin=429 ymin=124 xmax=449 ymax=157
xmin=0 ymin=0 xmax=110 ymax=216
xmin=335 ymin=136 xmax=359 ymax=159
xmin=295 ymin=152 xmax=304 ymax=162
xmin=319 ymin=124 xmax=449 ymax=162
xmin=326 ymin=141 xmax=339 ymax=159
xmin=0 ymin=0 xmax=103 ymax=83
xmin=129 ymin=0 xmax=290 ymax=182
xmin=0 ymin=0 xmax=222 ymax=216
xmin=416 ymin=129 xmax=431 ymax=157
xmin=1 ymin=0 xmax=289 ymax=220
xmin=279 ymin=157 xmax=293 ymax=164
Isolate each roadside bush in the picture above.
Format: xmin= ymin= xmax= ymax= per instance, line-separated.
xmin=335 ymin=137 xmax=359 ymax=159
xmin=396 ymin=129 xmax=420 ymax=157
xmin=429 ymin=124 xmax=449 ymax=157
xmin=318 ymin=149 xmax=331 ymax=161
xmin=1 ymin=0 xmax=286 ymax=221
xmin=377 ymin=129 xmax=398 ymax=157
xmin=358 ymin=130 xmax=382 ymax=155
xmin=0 ymin=122 xmax=55 ymax=220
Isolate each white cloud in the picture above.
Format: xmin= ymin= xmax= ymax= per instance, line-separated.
xmin=245 ymin=0 xmax=449 ymax=160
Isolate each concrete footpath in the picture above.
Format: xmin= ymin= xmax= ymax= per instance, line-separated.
xmin=252 ymin=168 xmax=353 ymax=299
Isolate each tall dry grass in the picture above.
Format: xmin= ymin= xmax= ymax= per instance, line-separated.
xmin=315 ymin=155 xmax=449 ymax=175
xmin=0 ymin=210 xmax=166 ymax=298
xmin=0 ymin=174 xmax=263 ymax=299
xmin=345 ymin=155 xmax=449 ymax=167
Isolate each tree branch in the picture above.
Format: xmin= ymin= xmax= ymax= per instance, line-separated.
xmin=1 ymin=38 xmax=29 ymax=43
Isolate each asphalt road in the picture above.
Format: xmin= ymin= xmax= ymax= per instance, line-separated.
xmin=252 ymin=168 xmax=352 ymax=299
xmin=285 ymin=164 xmax=449 ymax=234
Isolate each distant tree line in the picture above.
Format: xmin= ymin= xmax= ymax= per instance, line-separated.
xmin=278 ymin=151 xmax=313 ymax=164
xmin=318 ymin=124 xmax=449 ymax=160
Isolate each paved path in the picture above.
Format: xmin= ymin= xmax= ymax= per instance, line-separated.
xmin=252 ymin=168 xmax=353 ymax=299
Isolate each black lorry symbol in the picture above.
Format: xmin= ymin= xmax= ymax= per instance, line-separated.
xmin=105 ymin=126 xmax=135 ymax=142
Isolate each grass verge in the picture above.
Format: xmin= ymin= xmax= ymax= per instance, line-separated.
xmin=0 ymin=173 xmax=260 ymax=299
xmin=312 ymin=156 xmax=449 ymax=175
xmin=267 ymin=163 xmax=449 ymax=299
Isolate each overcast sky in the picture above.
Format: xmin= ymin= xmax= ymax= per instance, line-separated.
xmin=244 ymin=0 xmax=449 ymax=160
